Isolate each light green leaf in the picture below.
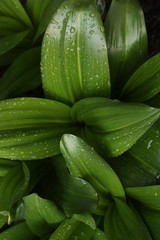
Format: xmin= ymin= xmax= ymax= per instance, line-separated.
xmin=23 ymin=193 xmax=65 ymax=237
xmin=72 ymin=97 xmax=160 ymax=157
xmin=121 ymin=53 xmax=160 ymax=102
xmin=41 ymin=0 xmax=110 ymax=105
xmin=0 ymin=30 xmax=30 ymax=56
xmin=104 ymin=198 xmax=152 ymax=240
xmin=104 ymin=0 xmax=148 ymax=97
xmin=60 ymin=134 xmax=125 ymax=199
xmin=0 ymin=222 xmax=37 ymax=240
xmin=49 ymin=213 xmax=96 ymax=240
xmin=0 ymin=47 xmax=41 ymax=100
xmin=0 ymin=0 xmax=33 ymax=28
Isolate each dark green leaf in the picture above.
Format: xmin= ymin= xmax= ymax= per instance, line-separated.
xmin=0 ymin=158 xmax=19 ymax=177
xmin=0 ymin=47 xmax=41 ymax=100
xmin=41 ymin=0 xmax=110 ymax=105
xmin=92 ymin=228 xmax=108 ymax=240
xmin=104 ymin=198 xmax=152 ymax=240
xmin=121 ymin=53 xmax=160 ymax=102
xmin=0 ymin=0 xmax=33 ymax=28
xmin=104 ymin=0 xmax=148 ymax=97
xmin=0 ymin=16 xmax=26 ymax=36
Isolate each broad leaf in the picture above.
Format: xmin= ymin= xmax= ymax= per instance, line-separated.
xmin=121 ymin=53 xmax=160 ymax=102
xmin=104 ymin=198 xmax=152 ymax=240
xmin=0 ymin=47 xmax=41 ymax=100
xmin=0 ymin=98 xmax=77 ymax=160
xmin=60 ymin=134 xmax=125 ymax=199
xmin=49 ymin=213 xmax=96 ymax=240
xmin=72 ymin=97 xmax=160 ymax=157
xmin=41 ymin=0 xmax=110 ymax=105
xmin=23 ymin=193 xmax=65 ymax=237
xmin=0 ymin=222 xmax=37 ymax=240
xmin=0 ymin=0 xmax=33 ymax=28
xmin=104 ymin=0 xmax=148 ymax=97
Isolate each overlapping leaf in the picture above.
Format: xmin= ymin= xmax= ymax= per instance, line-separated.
xmin=49 ymin=213 xmax=96 ymax=240
xmin=121 ymin=53 xmax=160 ymax=102
xmin=72 ymin=97 xmax=160 ymax=157
xmin=0 ymin=98 xmax=77 ymax=160
xmin=104 ymin=198 xmax=152 ymax=240
xmin=41 ymin=0 xmax=110 ymax=105
xmin=104 ymin=0 xmax=148 ymax=97
xmin=0 ymin=222 xmax=37 ymax=240
xmin=60 ymin=134 xmax=125 ymax=199
xmin=23 ymin=193 xmax=65 ymax=237
xmin=0 ymin=47 xmax=41 ymax=100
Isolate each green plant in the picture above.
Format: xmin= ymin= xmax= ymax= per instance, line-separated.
xmin=0 ymin=0 xmax=160 ymax=239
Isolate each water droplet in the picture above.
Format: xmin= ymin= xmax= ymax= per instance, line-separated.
xmin=51 ymin=18 xmax=59 ymax=25
xmin=90 ymin=30 xmax=94 ymax=34
xmin=70 ymin=26 xmax=75 ymax=33
xmin=100 ymin=26 xmax=105 ymax=32
xmin=89 ymin=12 xmax=96 ymax=18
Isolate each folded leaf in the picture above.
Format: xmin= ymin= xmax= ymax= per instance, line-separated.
xmin=60 ymin=134 xmax=125 ymax=199
xmin=0 ymin=222 xmax=37 ymax=240
xmin=41 ymin=0 xmax=110 ymax=105
xmin=0 ymin=0 xmax=33 ymax=28
xmin=72 ymin=97 xmax=160 ymax=157
xmin=23 ymin=193 xmax=65 ymax=237
xmin=104 ymin=198 xmax=152 ymax=240
xmin=49 ymin=213 xmax=96 ymax=240
xmin=0 ymin=16 xmax=26 ymax=36
xmin=0 ymin=47 xmax=41 ymax=100
xmin=0 ymin=158 xmax=19 ymax=177
xmin=104 ymin=0 xmax=148 ymax=97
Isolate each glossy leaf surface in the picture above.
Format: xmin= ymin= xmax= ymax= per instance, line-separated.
xmin=24 ymin=193 xmax=65 ymax=237
xmin=72 ymin=97 xmax=160 ymax=157
xmin=104 ymin=0 xmax=148 ymax=96
xmin=121 ymin=53 xmax=160 ymax=102
xmin=60 ymin=134 xmax=125 ymax=199
xmin=42 ymin=0 xmax=110 ymax=105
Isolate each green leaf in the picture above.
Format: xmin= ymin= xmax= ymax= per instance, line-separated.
xmin=0 ymin=48 xmax=24 ymax=66
xmin=138 ymin=206 xmax=160 ymax=240
xmin=126 ymin=185 xmax=160 ymax=210
xmin=104 ymin=198 xmax=152 ymax=240
xmin=60 ymin=134 xmax=125 ymax=199
xmin=104 ymin=0 xmax=148 ymax=97
xmin=0 ymin=162 xmax=29 ymax=226
xmin=26 ymin=0 xmax=52 ymax=27
xmin=0 ymin=98 xmax=77 ymax=160
xmin=0 ymin=16 xmax=26 ymax=36
xmin=34 ymin=0 xmax=66 ymax=41
xmin=49 ymin=213 xmax=96 ymax=240
xmin=0 ymin=158 xmax=19 ymax=177
xmin=121 ymin=53 xmax=160 ymax=102
xmin=72 ymin=97 xmax=160 ymax=157
xmin=92 ymin=228 xmax=108 ymax=240
xmin=0 ymin=30 xmax=30 ymax=56
xmin=0 ymin=222 xmax=37 ymax=240
xmin=0 ymin=47 xmax=41 ymax=100
xmin=23 ymin=193 xmax=65 ymax=237
xmin=41 ymin=0 xmax=110 ymax=105
xmin=0 ymin=0 xmax=33 ymax=28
